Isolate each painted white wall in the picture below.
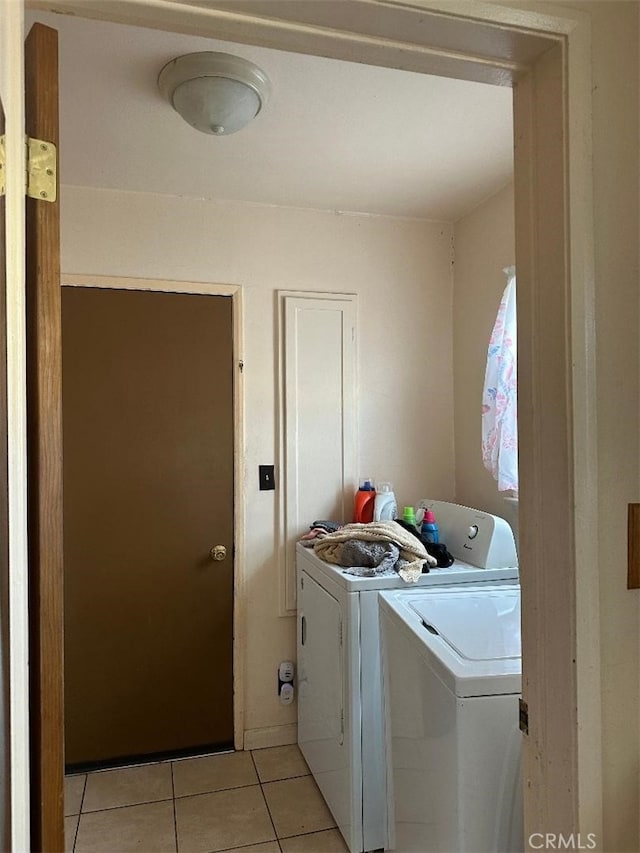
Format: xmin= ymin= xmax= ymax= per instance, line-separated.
xmin=454 ymin=10 xmax=640 ymax=837
xmin=487 ymin=3 xmax=640 ymax=847
xmin=59 ymin=186 xmax=455 ymax=740
xmin=586 ymin=3 xmax=639 ymax=849
xmin=524 ymin=1 xmax=640 ymax=847
xmin=452 ymin=184 xmax=516 ymax=535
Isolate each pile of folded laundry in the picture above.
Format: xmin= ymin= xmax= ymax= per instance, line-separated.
xmin=300 ymin=519 xmax=437 ymax=583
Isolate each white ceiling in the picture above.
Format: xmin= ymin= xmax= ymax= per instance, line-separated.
xmin=28 ymin=10 xmax=514 ymax=222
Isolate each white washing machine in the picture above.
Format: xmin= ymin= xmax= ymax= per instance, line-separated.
xmin=296 ymin=501 xmax=519 ymax=853
xmin=379 ymin=585 xmax=523 ymax=853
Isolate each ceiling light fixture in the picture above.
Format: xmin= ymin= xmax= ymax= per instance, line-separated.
xmin=158 ymin=52 xmax=270 ymax=136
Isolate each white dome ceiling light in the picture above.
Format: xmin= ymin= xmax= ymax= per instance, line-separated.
xmin=158 ymin=52 xmax=271 ymax=136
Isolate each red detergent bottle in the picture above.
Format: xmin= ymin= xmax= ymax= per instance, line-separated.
xmin=353 ymin=478 xmax=376 ymax=523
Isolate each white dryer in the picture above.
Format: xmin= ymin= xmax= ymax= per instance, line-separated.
xmin=379 ymin=585 xmax=523 ymax=853
xmin=296 ymin=501 xmax=519 ymax=853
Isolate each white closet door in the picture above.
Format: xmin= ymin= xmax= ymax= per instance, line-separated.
xmin=297 ymin=572 xmax=344 ymax=753
xmin=280 ymin=292 xmax=357 ymax=613
xmin=297 ymin=569 xmax=362 ymax=852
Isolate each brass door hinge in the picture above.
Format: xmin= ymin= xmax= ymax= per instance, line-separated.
xmin=519 ymin=698 xmax=529 ymax=735
xmin=0 ymin=136 xmax=5 ymax=197
xmin=26 ymin=136 xmax=57 ymax=202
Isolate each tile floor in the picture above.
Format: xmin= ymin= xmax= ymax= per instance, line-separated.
xmin=65 ymin=745 xmax=349 ymax=853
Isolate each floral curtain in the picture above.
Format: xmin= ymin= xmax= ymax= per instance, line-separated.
xmin=481 ymin=266 xmax=518 ymax=493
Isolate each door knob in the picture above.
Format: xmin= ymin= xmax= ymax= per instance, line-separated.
xmin=209 ymin=545 xmax=227 ymax=562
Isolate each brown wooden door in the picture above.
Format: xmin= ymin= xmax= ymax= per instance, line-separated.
xmin=25 ymin=22 xmax=65 ymax=853
xmin=62 ymin=286 xmax=235 ymax=767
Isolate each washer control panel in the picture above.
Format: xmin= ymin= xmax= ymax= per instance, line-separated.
xmin=418 ymin=499 xmax=518 ymax=570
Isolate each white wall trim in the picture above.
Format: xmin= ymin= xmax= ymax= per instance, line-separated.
xmin=512 ymin=30 xmax=600 ymax=836
xmin=61 ymin=273 xmax=240 ymax=298
xmin=243 ymin=723 xmax=297 ymax=752
xmin=0 ymin=3 xmax=31 ymax=851
xmin=2 ymin=1 xmax=29 ymax=850
xmin=61 ymin=273 xmax=247 ymax=751
xmin=381 ymin=0 xmax=590 ymax=33
xmin=27 ymin=0 xmax=537 ymax=84
xmin=277 ymin=290 xmax=358 ymax=616
xmin=559 ymin=10 xmax=602 ymax=838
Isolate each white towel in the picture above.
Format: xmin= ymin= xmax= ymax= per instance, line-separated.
xmin=314 ymin=520 xmax=436 ymax=583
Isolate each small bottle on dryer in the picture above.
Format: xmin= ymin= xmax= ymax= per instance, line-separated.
xmin=421 ymin=508 xmax=440 ymax=543
xmin=354 ymin=478 xmax=376 ymax=523
xmin=402 ymin=506 xmax=417 ymax=527
xmin=373 ymin=482 xmax=397 ymax=521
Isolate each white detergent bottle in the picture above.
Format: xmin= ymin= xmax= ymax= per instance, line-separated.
xmin=373 ymin=482 xmax=397 ymax=521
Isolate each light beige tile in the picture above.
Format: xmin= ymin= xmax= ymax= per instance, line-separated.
xmin=222 ymin=845 xmax=280 ymax=853
xmin=75 ymin=800 xmax=176 ymax=852
xmin=82 ymin=763 xmax=173 ymax=812
xmin=252 ymin=745 xmax=309 ymax=783
xmin=175 ymin=785 xmax=276 ymax=853
xmin=65 ymin=814 xmax=79 ymax=853
xmin=280 ymin=829 xmax=349 ymax=853
xmin=173 ymin=750 xmax=257 ymax=797
xmin=262 ymin=776 xmax=335 ymax=839
xmin=64 ymin=774 xmax=86 ymax=816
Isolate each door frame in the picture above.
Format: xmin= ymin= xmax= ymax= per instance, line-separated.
xmin=8 ymin=0 xmax=599 ymax=847
xmin=62 ymin=273 xmax=246 ymax=751
xmin=2 ymin=2 xmax=30 ymax=850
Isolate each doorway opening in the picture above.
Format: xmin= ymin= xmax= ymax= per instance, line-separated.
xmin=14 ymin=2 xmax=597 ymax=850
xmin=37 ymin=3 xmax=519 ymax=772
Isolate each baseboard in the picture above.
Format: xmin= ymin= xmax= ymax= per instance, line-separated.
xmin=243 ymin=723 xmax=298 ymax=751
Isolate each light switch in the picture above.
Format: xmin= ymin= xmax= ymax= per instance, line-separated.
xmin=628 ymin=503 xmax=640 ymax=589
xmin=259 ymin=465 xmax=275 ymax=491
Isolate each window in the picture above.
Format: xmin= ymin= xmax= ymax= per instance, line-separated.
xmin=481 ymin=266 xmax=518 ymax=494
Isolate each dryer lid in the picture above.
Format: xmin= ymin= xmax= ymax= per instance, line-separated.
xmin=409 ymin=589 xmax=521 ymax=662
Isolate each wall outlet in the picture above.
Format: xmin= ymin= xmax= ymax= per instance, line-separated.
xmin=279 ymin=683 xmax=294 ymax=705
xmin=278 ymin=661 xmax=294 ymax=682
xmin=278 ymin=661 xmax=295 ymax=705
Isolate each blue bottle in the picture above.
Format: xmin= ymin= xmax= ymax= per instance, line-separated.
xmin=421 ymin=509 xmax=439 ymax=543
